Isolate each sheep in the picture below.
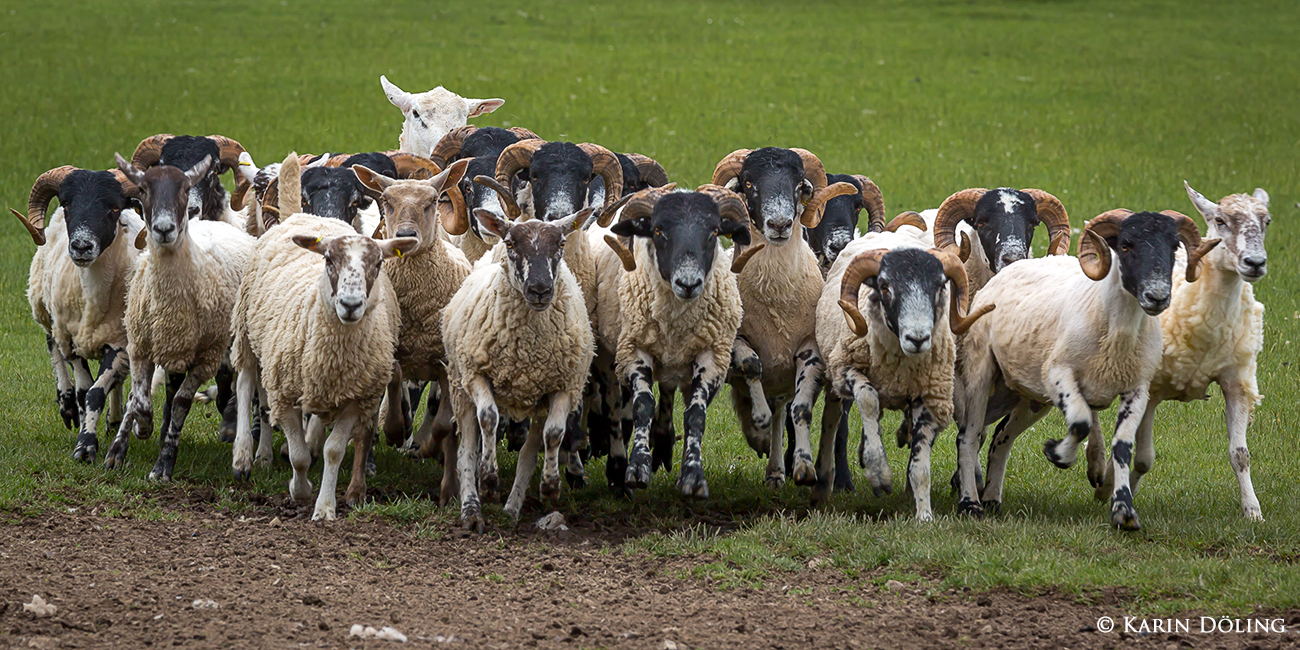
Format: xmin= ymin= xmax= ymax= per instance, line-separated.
xmin=710 ymin=147 xmax=856 ymax=488
xmin=231 ymin=176 xmax=417 ymax=520
xmin=442 ymin=208 xmax=596 ymax=531
xmin=426 ymin=125 xmax=542 ymax=263
xmin=380 ymin=75 xmax=504 ymax=158
xmin=106 ymin=153 xmax=258 ymax=481
xmin=349 ymin=158 xmax=472 ymax=504
xmin=598 ymin=185 xmax=755 ymax=496
xmin=954 ymin=209 xmax=1219 ymax=529
xmin=817 ymin=230 xmax=989 ymax=517
xmin=129 ymin=134 xmax=252 ymax=229
xmin=1087 ymin=183 xmax=1271 ymax=520
xmin=11 ymin=165 xmax=144 ymax=462
xmin=931 ymin=187 xmax=1072 ymax=293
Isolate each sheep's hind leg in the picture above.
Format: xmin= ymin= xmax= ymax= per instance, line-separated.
xmin=1221 ymin=377 xmax=1263 ymax=521
xmin=149 ymin=370 xmax=208 ymax=482
xmin=232 ymin=366 xmax=257 ymax=480
xmin=281 ymin=408 xmax=313 ymax=504
xmin=730 ymin=339 xmax=771 ymax=455
xmin=562 ymin=410 xmax=587 ymax=488
xmin=847 ymin=369 xmax=890 ymax=497
xmin=810 ymin=391 xmax=843 ymax=506
xmin=678 ymin=352 xmax=723 ymax=499
xmin=317 ymin=406 xmax=362 ymax=521
xmin=540 ymin=394 xmax=575 ymax=501
xmin=979 ymin=401 xmax=1047 ymax=513
xmin=344 ymin=413 xmax=376 ymax=508
xmin=504 ymin=418 xmax=545 ymax=522
xmin=788 ymin=343 xmax=824 ymax=486
xmin=215 ymin=362 xmax=236 ymax=443
xmin=1107 ymin=388 xmax=1149 ymax=531
xmin=48 ymin=337 xmax=78 ymax=430
xmin=74 ymin=345 xmax=128 ymax=463
xmin=650 ymin=383 xmax=676 ymax=473
xmin=906 ymin=402 xmax=941 ymax=521
xmin=764 ymin=398 xmax=789 ymax=488
xmin=623 ymin=351 xmax=656 ymax=490
xmin=382 ymin=365 xmax=407 ymax=448
xmin=105 ymin=356 xmax=155 ymax=469
xmin=832 ymin=400 xmax=854 ymax=492
xmin=1041 ymin=367 xmax=1093 ymax=469
xmin=465 ymin=375 xmax=500 ymax=502
xmin=453 ymin=390 xmax=484 ymax=533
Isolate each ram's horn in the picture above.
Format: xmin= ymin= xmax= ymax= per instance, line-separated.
xmin=1022 ymin=188 xmax=1071 ymax=255
xmin=1161 ymin=209 xmax=1221 ymax=283
xmin=494 ymin=139 xmax=547 ymax=191
xmin=14 ymin=165 xmax=78 ymax=245
xmin=790 ymin=148 xmax=829 ymax=191
xmin=837 ymin=249 xmax=888 ymax=337
xmin=729 ymin=244 xmax=766 ymax=274
xmin=473 ymin=175 xmax=522 ymax=219
xmin=428 ymin=125 xmax=477 ymax=169
xmin=799 ymin=182 xmax=857 ymax=228
xmin=130 ymin=134 xmax=174 ymax=169
xmin=933 ymin=188 xmax=987 ymax=252
xmin=205 ymin=135 xmax=251 ymax=210
xmin=625 ymin=153 xmax=669 ymax=187
xmin=578 ymin=142 xmax=624 ymax=216
xmin=1077 ymin=209 xmax=1132 ymax=281
xmin=931 ymin=247 xmax=992 ymax=334
xmin=507 ymin=126 xmax=541 ymax=142
xmin=710 ymin=149 xmax=752 ymax=188
xmin=389 ymin=152 xmax=443 ymax=180
xmin=604 ymin=234 xmax=637 ymax=272
xmin=850 ymin=175 xmax=887 ymax=233
xmin=884 ymin=211 xmax=926 ymax=233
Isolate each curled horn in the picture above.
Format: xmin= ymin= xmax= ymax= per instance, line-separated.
xmin=108 ymin=168 xmax=142 ymax=200
xmin=958 ymin=231 xmax=972 ymax=262
xmin=206 ymin=135 xmax=251 ymax=210
xmin=626 ymin=153 xmax=669 ymax=187
xmin=1161 ymin=210 xmax=1221 ymax=282
xmin=578 ymin=143 xmax=624 ymax=216
xmin=594 ymin=190 xmax=641 ymax=228
xmin=790 ymin=148 xmax=829 ymax=191
xmin=322 ymin=154 xmax=352 ymax=168
xmin=602 ymin=185 xmax=675 ymax=272
xmin=850 ymin=175 xmax=887 ymax=233
xmin=494 ymin=138 xmax=546 ymax=194
xmin=932 ymin=247 xmax=992 ymax=334
xmin=800 ymin=182 xmax=858 ymax=228
xmin=473 ymin=175 xmax=522 ymax=219
xmin=428 ymin=125 xmax=477 ymax=169
xmin=710 ymin=149 xmax=752 ymax=188
xmin=11 ymin=165 xmax=77 ymax=245
xmin=884 ymin=211 xmax=926 ymax=233
xmin=389 ymin=152 xmax=443 ymax=180
xmin=837 ymin=249 xmax=888 ymax=337
xmin=130 ymin=134 xmax=174 ymax=169
xmin=1077 ymin=209 xmax=1132 ymax=281
xmin=507 ymin=127 xmax=541 ymax=142
xmin=433 ymin=160 xmax=471 ymax=237
xmin=1023 ymin=188 xmax=1071 ymax=255
xmin=933 ymin=188 xmax=988 ymax=252
xmin=696 ymin=183 xmax=763 ymax=272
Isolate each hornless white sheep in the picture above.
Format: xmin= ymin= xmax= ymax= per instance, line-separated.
xmin=108 ymin=154 xmax=257 ymax=481
xmin=380 ymin=75 xmax=504 ymax=158
xmin=442 ymin=208 xmax=595 ymax=531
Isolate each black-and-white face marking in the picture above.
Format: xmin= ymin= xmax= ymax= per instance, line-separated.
xmin=865 ymin=249 xmax=946 ymax=356
xmin=731 ymin=147 xmax=813 ymax=244
xmin=292 ymin=233 xmax=417 ymax=324
xmin=117 ymin=154 xmax=211 ymax=249
xmin=527 ymin=142 xmax=594 ymax=223
xmin=1185 ymin=182 xmax=1271 ymax=281
xmin=971 ymin=188 xmax=1039 ymax=273
xmin=475 ymin=209 xmax=585 ymax=311
xmin=806 ymin=173 xmax=861 ymax=268
xmin=1106 ymin=212 xmax=1181 ymax=315
xmin=58 ymin=170 xmax=133 ymax=267
xmin=610 ymin=192 xmax=752 ymax=301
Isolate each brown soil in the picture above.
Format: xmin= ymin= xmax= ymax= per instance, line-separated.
xmin=1 ymin=493 xmax=1296 ymax=650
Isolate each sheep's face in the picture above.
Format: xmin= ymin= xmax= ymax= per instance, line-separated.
xmin=458 ymin=156 xmax=508 ymax=246
xmin=733 ymin=148 xmax=813 ymax=245
xmin=476 ymin=209 xmax=586 ymax=311
xmin=1186 ymin=183 xmax=1270 ymax=281
xmin=301 ymin=168 xmax=369 ymax=229
xmin=1105 ymin=212 xmax=1180 ymax=316
xmin=58 ymin=170 xmax=134 ymax=267
xmin=292 ymin=234 xmax=416 ymax=324
xmin=587 ymin=154 xmax=646 ymax=209
xmin=381 ymin=76 xmax=504 ymax=158
xmin=805 ymin=174 xmax=862 ymax=269
xmin=527 ymin=142 xmax=594 ymax=223
xmin=971 ymin=188 xmax=1039 ymax=273
xmin=376 ymin=183 xmax=442 ymax=250
xmin=865 ymin=249 xmax=946 ymax=356
xmin=118 ymin=155 xmax=211 ymax=250
xmin=611 ymin=193 xmax=751 ymax=301
xmin=160 ymin=135 xmax=227 ymax=222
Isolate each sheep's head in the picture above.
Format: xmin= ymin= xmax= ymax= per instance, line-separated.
xmin=473 ymin=207 xmax=592 ymax=311
xmin=806 ymin=174 xmax=885 ymax=268
xmin=9 ymin=166 xmax=140 ymax=265
xmin=934 ymin=188 xmax=1071 ymax=273
xmin=1078 ymin=210 xmax=1220 ymax=316
xmin=489 ymin=140 xmax=624 ymax=223
xmin=116 ymin=153 xmax=212 ymax=250
xmin=380 ymin=75 xmax=503 ymax=158
xmin=301 ymin=153 xmax=397 ymax=228
xmin=130 ymin=134 xmax=250 ymax=217
xmin=292 ymin=233 xmax=417 ymax=324
xmin=589 ymin=153 xmax=668 ymax=208
xmin=353 ymin=159 xmax=469 ymax=252
xmin=1184 ymin=182 xmax=1270 ymax=281
xmin=711 ymin=147 xmax=855 ymax=246
xmin=605 ymin=184 xmax=753 ymax=300
xmin=428 ymin=126 xmax=541 ymax=246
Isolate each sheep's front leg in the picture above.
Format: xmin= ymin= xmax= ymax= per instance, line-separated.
xmin=1220 ymin=377 xmax=1263 ymax=520
xmin=1041 ymin=367 xmax=1094 ymax=469
xmin=453 ymin=389 xmax=484 ymax=532
xmin=979 ymin=401 xmax=1047 ymax=512
xmin=1098 ymin=404 xmax=1155 ymax=501
xmin=422 ymin=374 xmax=459 ymax=505
xmin=846 ymin=369 xmax=890 ymax=497
xmin=832 ymin=401 xmax=854 ymax=492
xmin=108 ymin=381 xmax=124 ymax=435
xmin=254 ymin=383 xmax=273 ymax=467
xmin=409 ymin=381 xmax=442 ymax=456
xmin=562 ymin=410 xmax=587 ymax=488
xmin=232 ymin=366 xmax=258 ymax=480
xmin=344 ymin=412 xmax=375 ymax=508
xmin=623 ymin=351 xmax=657 ymax=490
xmin=540 ymin=393 xmax=575 ymax=501
xmin=105 ymin=356 xmax=155 ymax=469
xmin=906 ymin=401 xmax=943 ymax=521
xmin=650 ymin=383 xmax=676 ymax=473
xmin=382 ymin=366 xmax=407 ymax=448
xmin=48 ymin=337 xmax=78 ymax=430
xmin=74 ymin=345 xmax=128 ymax=463
xmin=810 ymin=391 xmax=843 ymax=506
xmin=504 ymin=418 xmax=545 ymax=522
xmin=1085 ymin=410 xmax=1108 ymax=488
xmin=789 ymin=342 xmax=824 ymax=486
xmin=215 ymin=363 xmax=237 ymax=443
xmin=149 ymin=369 xmax=209 ymax=482
xmin=1108 ymin=387 xmax=1149 ymax=531
xmin=280 ymin=407 xmax=312 ymax=504
xmin=71 ymin=356 xmax=93 ymax=437
xmin=730 ymin=338 xmax=771 ymax=454
xmin=678 ymin=351 xmax=724 ymax=499
xmin=465 ymin=375 xmax=500 ymax=501
xmin=764 ymin=398 xmax=790 ymax=488
xmin=316 ymin=407 xmax=362 ymax=521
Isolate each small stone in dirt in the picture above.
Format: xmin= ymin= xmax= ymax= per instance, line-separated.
xmin=943 ymin=627 xmax=958 ymax=638
xmin=541 ymin=561 xmax=555 ymax=571
xmin=23 ymin=594 xmax=57 ymax=617
xmin=350 ymin=624 xmax=408 ymax=642
xmin=191 ymin=599 xmax=220 ymax=610
xmin=806 ymin=556 xmax=827 ymax=569
xmin=269 ymin=517 xmax=281 ymax=527
xmin=658 ymin=585 xmax=670 ymax=594
xmin=301 ymin=595 xmax=323 ymax=606
xmin=662 ymin=640 xmax=678 ymax=650
xmin=976 ymin=595 xmax=992 ymax=606
xmin=884 ymin=580 xmax=905 ymax=591
xmin=25 ymin=636 xmax=59 ymax=650
xmin=980 ymin=625 xmax=993 ymax=635
xmin=318 ymin=621 xmax=330 ymax=631
xmin=536 ymin=511 xmax=568 ymax=531
xmin=569 ymin=625 xmax=584 ymax=637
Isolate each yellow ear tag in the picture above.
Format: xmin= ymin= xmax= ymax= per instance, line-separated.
xmin=394 ymin=248 xmax=403 ymax=259
xmin=239 ymin=160 xmax=253 ymax=166
xmin=314 ymin=236 xmax=322 ymax=245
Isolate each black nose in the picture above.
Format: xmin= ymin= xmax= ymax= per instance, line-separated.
xmin=905 ymin=333 xmax=931 ymax=348
xmin=338 ymin=297 xmax=363 ymax=315
xmin=526 ymin=285 xmax=552 ymax=304
xmin=70 ymin=239 xmax=94 ymax=254
xmin=999 ymin=254 xmax=1019 ymax=269
xmin=153 ymin=223 xmax=174 ymax=236
xmin=675 ymin=277 xmax=703 ymax=293
xmin=1242 ymin=255 xmax=1267 ymax=272
xmin=1141 ymin=290 xmax=1169 ymax=308
xmin=395 ymin=228 xmax=418 ymax=239
xmin=768 ymin=218 xmax=792 ymax=232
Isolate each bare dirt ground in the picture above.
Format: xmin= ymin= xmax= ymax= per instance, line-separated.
xmin=1 ymin=490 xmax=1296 ymax=650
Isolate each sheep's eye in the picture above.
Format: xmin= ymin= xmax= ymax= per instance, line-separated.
xmin=653 ymin=228 xmax=663 ymax=237
xmin=744 ymin=181 xmax=753 ymax=190
xmin=1121 ymin=243 xmax=1131 ymax=251
xmin=505 ymin=239 xmax=514 ymax=249
xmin=1216 ymin=218 xmax=1226 ymax=226
xmin=411 ymin=110 xmax=419 ymax=119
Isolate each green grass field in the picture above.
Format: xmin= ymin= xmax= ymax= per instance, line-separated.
xmin=1 ymin=0 xmax=1297 ymax=615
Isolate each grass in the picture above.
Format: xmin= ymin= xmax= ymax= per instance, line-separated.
xmin=2 ymin=0 xmax=1299 ymax=615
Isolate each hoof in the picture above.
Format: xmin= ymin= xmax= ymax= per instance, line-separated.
xmin=311 ymin=505 xmax=337 ymax=522
xmin=1093 ymin=480 xmax=1112 ymax=503
xmin=809 ymin=481 xmax=832 ymax=507
xmin=218 ymin=427 xmax=236 ymax=444
xmin=980 ymin=499 xmax=1002 ymax=515
xmin=791 ymin=457 xmax=818 ymax=487
xmin=344 ymin=487 xmax=366 ymax=508
xmin=564 ymin=471 xmax=587 ymax=490
xmin=147 ymin=470 xmax=172 ymax=483
xmin=606 ymin=456 xmax=628 ymax=494
xmin=625 ymin=461 xmax=651 ymax=490
xmin=677 ymin=470 xmax=709 ymax=500
xmin=949 ymin=469 xmax=961 ymax=496
xmin=540 ymin=475 xmax=561 ymax=501
xmin=956 ymin=498 xmax=984 ymax=517
xmin=460 ymin=511 xmax=485 ymax=534
xmin=479 ymin=470 xmax=499 ymax=502
xmin=1042 ymin=439 xmax=1074 ymax=469
xmin=764 ymin=473 xmax=786 ymax=490
xmin=72 ymin=443 xmax=97 ymax=464
xmin=1087 ymin=466 xmax=1106 ymax=488
xmin=1243 ymin=507 xmax=1264 ymax=522
xmin=232 ymin=466 xmax=251 ymax=482
xmin=133 ymin=417 xmax=153 ymax=440
xmin=1111 ymin=504 xmax=1141 ymax=531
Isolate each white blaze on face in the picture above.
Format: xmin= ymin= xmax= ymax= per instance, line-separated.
xmin=761 ymin=193 xmax=796 ymax=241
xmin=475 ymin=192 xmax=505 ymax=244
xmin=896 ymin=289 xmax=936 ymax=356
xmin=329 ymin=238 xmax=378 ymax=324
xmin=187 ymin=184 xmax=204 ymax=219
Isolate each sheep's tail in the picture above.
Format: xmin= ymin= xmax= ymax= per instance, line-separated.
xmin=278 ymin=151 xmax=301 ymax=218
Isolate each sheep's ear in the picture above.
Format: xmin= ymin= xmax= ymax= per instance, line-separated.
xmin=610 ymin=216 xmax=652 ymax=239
xmin=380 ymin=75 xmax=413 ymax=113
xmin=720 ymin=219 xmax=751 ymax=246
xmin=186 ymin=156 xmax=213 ymax=185
xmin=378 ymin=237 xmax=419 ymax=260
xmin=428 ymin=159 xmax=469 ymax=193
xmin=552 ymin=207 xmax=595 ymax=234
xmin=1184 ymin=181 xmax=1219 ymax=220
xmin=115 ymin=153 xmax=145 ymax=186
xmin=466 ymin=98 xmax=504 ymax=118
xmin=292 ymin=234 xmax=331 ymax=255
xmin=473 ymin=208 xmax=513 ymax=240
xmin=353 ymin=165 xmax=395 ymax=195
xmin=1253 ymin=188 xmax=1270 ymax=207
xmin=237 ymin=152 xmax=259 ymax=184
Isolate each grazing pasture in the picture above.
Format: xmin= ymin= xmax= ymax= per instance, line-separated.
xmin=0 ymin=0 xmax=1297 ymax=642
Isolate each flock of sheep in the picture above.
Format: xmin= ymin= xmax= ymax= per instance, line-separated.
xmin=14 ymin=76 xmax=1272 ymax=532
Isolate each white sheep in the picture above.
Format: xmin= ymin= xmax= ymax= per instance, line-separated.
xmin=107 ymin=154 xmax=257 ymax=481
xmin=442 ymin=208 xmax=595 ymax=531
xmin=380 ymin=75 xmax=504 ymax=158
xmin=954 ymin=209 xmax=1219 ymax=529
